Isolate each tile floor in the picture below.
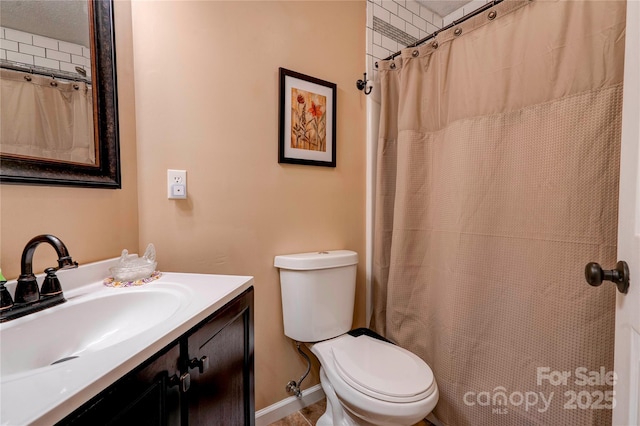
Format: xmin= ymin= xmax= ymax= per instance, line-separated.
xmin=267 ymin=398 xmax=431 ymax=426
xmin=267 ymin=399 xmax=326 ymax=426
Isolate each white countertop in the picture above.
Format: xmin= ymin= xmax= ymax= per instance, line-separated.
xmin=0 ymin=257 xmax=253 ymax=426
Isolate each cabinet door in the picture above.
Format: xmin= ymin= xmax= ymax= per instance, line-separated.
xmin=59 ymin=343 xmax=182 ymax=426
xmin=185 ymin=288 xmax=254 ymax=426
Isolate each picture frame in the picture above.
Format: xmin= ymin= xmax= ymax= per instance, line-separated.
xmin=278 ymin=68 xmax=337 ymax=167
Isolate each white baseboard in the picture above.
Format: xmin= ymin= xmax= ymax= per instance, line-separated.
xmin=255 ymin=384 xmax=325 ymax=426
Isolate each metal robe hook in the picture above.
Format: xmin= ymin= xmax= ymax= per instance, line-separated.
xmin=356 ymin=72 xmax=372 ymax=95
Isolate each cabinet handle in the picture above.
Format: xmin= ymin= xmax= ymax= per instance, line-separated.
xmin=168 ymin=372 xmax=191 ymax=393
xmin=189 ymin=356 xmax=209 ymax=374
xmin=179 ymin=372 xmax=191 ymax=392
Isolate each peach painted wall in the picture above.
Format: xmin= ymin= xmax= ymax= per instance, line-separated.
xmin=130 ymin=0 xmax=366 ymax=410
xmin=0 ymin=1 xmax=139 ymax=280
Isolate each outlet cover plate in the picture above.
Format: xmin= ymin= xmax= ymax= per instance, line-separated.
xmin=167 ymin=169 xmax=187 ymax=199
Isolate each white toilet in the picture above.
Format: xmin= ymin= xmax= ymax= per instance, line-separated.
xmin=274 ymin=250 xmax=438 ymax=426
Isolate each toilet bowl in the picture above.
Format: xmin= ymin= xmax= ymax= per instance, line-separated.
xmin=275 ymin=250 xmax=439 ymax=426
xmin=311 ymin=333 xmax=438 ymax=426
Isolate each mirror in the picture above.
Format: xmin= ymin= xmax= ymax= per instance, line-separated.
xmin=0 ymin=0 xmax=120 ymax=188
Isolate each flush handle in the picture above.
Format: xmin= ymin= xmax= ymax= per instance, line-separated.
xmin=584 ymin=261 xmax=630 ymax=294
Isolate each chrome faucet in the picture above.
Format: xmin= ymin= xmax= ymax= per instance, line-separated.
xmin=0 ymin=234 xmax=78 ymax=322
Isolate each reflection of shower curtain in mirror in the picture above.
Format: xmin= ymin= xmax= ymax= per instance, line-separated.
xmin=0 ymin=69 xmax=94 ymax=164
xmin=372 ymin=1 xmax=625 ymax=425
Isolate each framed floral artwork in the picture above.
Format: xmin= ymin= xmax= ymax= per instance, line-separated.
xmin=279 ymin=68 xmax=337 ymax=167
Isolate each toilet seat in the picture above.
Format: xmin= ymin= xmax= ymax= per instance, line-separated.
xmin=312 ymin=333 xmax=439 ymax=425
xmin=317 ymin=334 xmax=436 ymax=403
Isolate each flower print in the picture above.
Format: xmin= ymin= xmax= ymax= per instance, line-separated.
xmin=307 ymin=101 xmax=325 ymax=147
xmin=290 ymin=90 xmax=326 ymax=151
xmin=308 ymin=101 xmax=323 ymax=118
xmin=292 ymin=92 xmax=309 ymax=148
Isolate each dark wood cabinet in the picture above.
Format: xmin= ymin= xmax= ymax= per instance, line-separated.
xmin=184 ymin=287 xmax=254 ymax=425
xmin=63 ymin=343 xmax=182 ymax=426
xmin=58 ymin=287 xmax=254 ymax=426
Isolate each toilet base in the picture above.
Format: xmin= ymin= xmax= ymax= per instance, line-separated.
xmin=317 ymin=368 xmax=377 ymax=426
xmin=317 ymin=368 xmax=428 ymax=426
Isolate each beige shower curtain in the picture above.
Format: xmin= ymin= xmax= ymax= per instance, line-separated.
xmin=372 ymin=1 xmax=625 ymax=425
xmin=0 ymin=68 xmax=95 ymax=164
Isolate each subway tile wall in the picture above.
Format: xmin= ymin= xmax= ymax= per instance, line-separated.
xmin=366 ymin=0 xmax=492 ymax=79
xmin=0 ymin=27 xmax=91 ymax=81
xmin=367 ymin=0 xmax=444 ymax=78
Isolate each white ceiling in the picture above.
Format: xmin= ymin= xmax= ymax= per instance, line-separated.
xmin=0 ymin=1 xmax=90 ymax=46
xmin=416 ymin=0 xmax=475 ymax=18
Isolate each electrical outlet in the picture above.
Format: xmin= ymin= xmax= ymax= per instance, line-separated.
xmin=167 ymin=169 xmax=187 ymax=199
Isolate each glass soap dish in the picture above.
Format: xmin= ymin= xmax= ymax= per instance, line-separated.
xmin=109 ymin=243 xmax=157 ymax=282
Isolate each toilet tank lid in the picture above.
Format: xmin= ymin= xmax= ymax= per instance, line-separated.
xmin=274 ymin=250 xmax=358 ymax=270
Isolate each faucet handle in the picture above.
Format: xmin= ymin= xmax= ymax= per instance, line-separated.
xmin=0 ymin=287 xmax=13 ymax=311
xmin=41 ymin=268 xmax=63 ymax=297
xmin=0 ymin=270 xmax=13 ymax=311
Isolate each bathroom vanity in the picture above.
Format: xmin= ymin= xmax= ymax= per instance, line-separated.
xmin=0 ymin=258 xmax=254 ymax=425
xmin=59 ymin=287 xmax=254 ymax=425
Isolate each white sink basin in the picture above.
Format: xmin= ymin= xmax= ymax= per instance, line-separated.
xmin=0 ymin=256 xmax=253 ymax=426
xmin=0 ymin=285 xmax=188 ymax=378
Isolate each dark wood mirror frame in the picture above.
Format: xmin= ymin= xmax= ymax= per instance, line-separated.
xmin=0 ymin=0 xmax=120 ymax=189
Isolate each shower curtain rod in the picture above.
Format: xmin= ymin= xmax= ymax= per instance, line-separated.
xmin=357 ymin=0 xmax=505 ymax=94
xmin=0 ymin=62 xmax=91 ymax=84
xmin=378 ymin=0 xmax=504 ymax=64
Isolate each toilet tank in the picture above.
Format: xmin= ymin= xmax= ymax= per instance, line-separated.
xmin=274 ymin=250 xmax=358 ymax=342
